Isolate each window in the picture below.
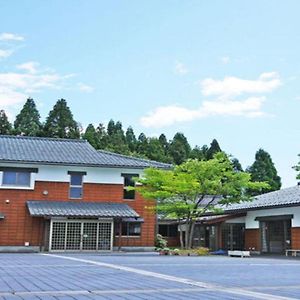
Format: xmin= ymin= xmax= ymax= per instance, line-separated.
xmin=159 ymin=224 xmax=178 ymax=237
xmin=68 ymin=172 xmax=86 ymax=199
xmin=116 ymin=222 xmax=141 ymax=236
xmin=122 ymin=173 xmax=138 ymax=200
xmin=2 ymin=171 xmax=31 ymax=186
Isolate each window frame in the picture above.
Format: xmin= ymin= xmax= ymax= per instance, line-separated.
xmin=116 ymin=222 xmax=142 ymax=237
xmin=68 ymin=171 xmax=86 ymax=199
xmin=121 ymin=173 xmax=139 ymax=200
xmin=0 ymin=167 xmax=38 ymax=189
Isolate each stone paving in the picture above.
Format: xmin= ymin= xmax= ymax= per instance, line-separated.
xmin=0 ymin=253 xmax=299 ymax=299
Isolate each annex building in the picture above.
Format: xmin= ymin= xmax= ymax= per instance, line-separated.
xmin=160 ymin=186 xmax=300 ymax=255
xmin=0 ymin=135 xmax=170 ymax=252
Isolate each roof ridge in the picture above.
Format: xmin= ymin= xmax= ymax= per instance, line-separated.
xmin=0 ymin=135 xmax=86 ymax=143
xmin=97 ymin=149 xmax=172 ymax=166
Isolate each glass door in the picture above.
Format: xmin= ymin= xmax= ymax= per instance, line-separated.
xmin=82 ymin=222 xmax=98 ymax=250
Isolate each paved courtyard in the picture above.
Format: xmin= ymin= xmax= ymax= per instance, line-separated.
xmin=0 ymin=253 xmax=299 ymax=300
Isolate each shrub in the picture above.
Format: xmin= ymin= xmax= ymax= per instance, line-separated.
xmin=194 ymin=247 xmax=210 ymax=256
xmin=155 ymin=234 xmax=167 ymax=250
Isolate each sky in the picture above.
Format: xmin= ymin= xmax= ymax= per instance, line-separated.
xmin=0 ymin=1 xmax=300 ymax=187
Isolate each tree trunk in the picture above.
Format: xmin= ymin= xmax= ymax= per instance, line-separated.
xmin=188 ymin=221 xmax=195 ymax=249
xmin=185 ymin=219 xmax=191 ymax=249
xmin=178 ymin=220 xmax=184 ymax=249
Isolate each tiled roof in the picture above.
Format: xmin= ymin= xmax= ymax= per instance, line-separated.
xmin=96 ymin=150 xmax=172 ymax=169
xmin=0 ymin=135 xmax=171 ymax=169
xmin=27 ymin=200 xmax=140 ymax=218
xmin=223 ymin=186 xmax=300 ymax=212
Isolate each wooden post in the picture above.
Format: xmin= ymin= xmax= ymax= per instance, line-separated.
xmin=118 ymin=219 xmax=122 ymax=251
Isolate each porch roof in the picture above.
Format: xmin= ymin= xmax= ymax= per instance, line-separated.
xmin=27 ymin=200 xmax=140 ymax=218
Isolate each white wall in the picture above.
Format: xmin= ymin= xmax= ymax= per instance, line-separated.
xmin=0 ymin=162 xmax=143 ymax=185
xmin=245 ymin=206 xmax=300 ymax=229
xmin=225 ymin=216 xmax=246 ymax=224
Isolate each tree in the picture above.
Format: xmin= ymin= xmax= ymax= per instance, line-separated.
xmin=14 ymin=98 xmax=41 ymax=136
xmin=82 ymin=124 xmax=98 ymax=148
xmin=231 ymin=157 xmax=243 ymax=172
xmin=137 ymin=133 xmax=148 ymax=155
xmin=247 ymin=149 xmax=281 ymax=195
xmin=125 ymin=126 xmax=137 ymax=152
xmin=190 ymin=145 xmax=208 ymax=161
xmin=206 ymin=139 xmax=222 ymax=160
xmin=96 ymin=123 xmax=108 ymax=149
xmin=168 ymin=132 xmax=191 ymax=164
xmin=135 ymin=152 xmax=268 ymax=249
xmin=0 ymin=110 xmax=12 ymax=135
xmin=105 ymin=120 xmax=129 ymax=154
xmin=43 ymin=99 xmax=80 ymax=139
xmin=145 ymin=137 xmax=167 ymax=162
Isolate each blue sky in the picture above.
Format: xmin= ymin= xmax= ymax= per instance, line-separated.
xmin=0 ymin=1 xmax=300 ymax=187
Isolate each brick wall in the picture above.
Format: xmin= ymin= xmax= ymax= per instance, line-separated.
xmin=245 ymin=229 xmax=260 ymax=251
xmin=291 ymin=227 xmax=300 ymax=249
xmin=0 ymin=181 xmax=155 ymax=248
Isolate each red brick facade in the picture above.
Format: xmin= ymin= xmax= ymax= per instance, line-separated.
xmin=0 ymin=181 xmax=156 ymax=248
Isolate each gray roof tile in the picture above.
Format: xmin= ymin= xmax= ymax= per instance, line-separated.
xmin=0 ymin=135 xmax=171 ymax=169
xmin=27 ymin=200 xmax=140 ymax=218
xmin=223 ymin=185 xmax=300 ymax=212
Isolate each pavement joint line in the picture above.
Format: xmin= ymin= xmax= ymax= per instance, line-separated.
xmin=40 ymin=253 xmax=298 ymax=300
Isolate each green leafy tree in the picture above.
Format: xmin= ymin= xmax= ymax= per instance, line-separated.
xmin=14 ymin=98 xmax=41 ymax=136
xmin=0 ymin=110 xmax=12 ymax=135
xmin=125 ymin=126 xmax=137 ymax=152
xmin=135 ymin=152 xmax=268 ymax=249
xmin=247 ymin=149 xmax=281 ymax=195
xmin=168 ymin=132 xmax=191 ymax=164
xmin=206 ymin=139 xmax=222 ymax=160
xmin=43 ymin=99 xmax=80 ymax=138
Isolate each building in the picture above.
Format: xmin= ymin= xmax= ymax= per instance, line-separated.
xmin=0 ymin=135 xmax=171 ymax=252
xmin=159 ymin=186 xmax=300 ymax=255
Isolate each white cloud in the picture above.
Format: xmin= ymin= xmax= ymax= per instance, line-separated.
xmin=17 ymin=61 xmax=39 ymax=74
xmin=141 ymin=105 xmax=200 ymax=128
xmin=220 ymin=56 xmax=230 ymax=64
xmin=140 ymin=97 xmax=266 ymax=128
xmin=78 ymin=82 xmax=94 ymax=93
xmin=0 ymin=49 xmax=13 ymax=58
xmin=140 ymin=72 xmax=281 ymax=128
xmin=0 ymin=33 xmax=24 ymax=41
xmin=201 ymin=72 xmax=281 ymax=97
xmin=0 ymin=64 xmax=73 ymax=111
xmin=174 ymin=61 xmax=188 ymax=75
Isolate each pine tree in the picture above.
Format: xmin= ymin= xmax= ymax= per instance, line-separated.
xmin=82 ymin=124 xmax=99 ymax=148
xmin=231 ymin=157 xmax=243 ymax=172
xmin=14 ymin=98 xmax=41 ymax=136
xmin=43 ymin=99 xmax=80 ymax=139
xmin=190 ymin=145 xmax=207 ymax=160
xmin=137 ymin=133 xmax=148 ymax=155
xmin=0 ymin=110 xmax=12 ymax=135
xmin=105 ymin=120 xmax=129 ymax=154
xmin=96 ymin=123 xmax=108 ymax=149
xmin=247 ymin=149 xmax=281 ymax=195
xmin=206 ymin=139 xmax=222 ymax=160
xmin=125 ymin=126 xmax=137 ymax=152
xmin=168 ymin=132 xmax=191 ymax=165
xmin=145 ymin=137 xmax=167 ymax=162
